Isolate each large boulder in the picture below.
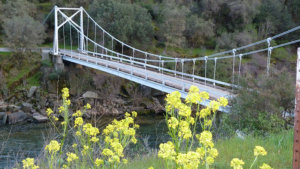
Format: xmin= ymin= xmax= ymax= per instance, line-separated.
xmin=32 ymin=113 xmax=48 ymax=123
xmin=27 ymin=86 xmax=38 ymax=98
xmin=21 ymin=102 xmax=33 ymax=112
xmin=82 ymin=91 xmax=98 ymax=99
xmin=7 ymin=112 xmax=28 ymax=124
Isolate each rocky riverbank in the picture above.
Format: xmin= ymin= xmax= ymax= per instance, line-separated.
xmin=0 ymin=84 xmax=165 ymax=125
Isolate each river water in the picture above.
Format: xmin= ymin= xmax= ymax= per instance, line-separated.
xmin=0 ymin=115 xmax=168 ymax=168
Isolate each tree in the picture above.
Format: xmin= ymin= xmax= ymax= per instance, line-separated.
xmin=0 ymin=0 xmax=37 ymax=22
xmin=3 ymin=15 xmax=46 ymax=54
xmin=184 ymin=15 xmax=215 ymax=48
xmin=255 ymin=0 xmax=294 ymax=37
xmin=157 ymin=0 xmax=188 ymax=48
xmin=88 ymin=0 xmax=153 ymax=48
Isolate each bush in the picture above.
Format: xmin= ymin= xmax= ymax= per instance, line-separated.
xmin=224 ymin=68 xmax=295 ymax=135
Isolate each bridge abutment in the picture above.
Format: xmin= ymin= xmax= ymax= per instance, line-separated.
xmin=50 ymin=54 xmax=65 ymax=72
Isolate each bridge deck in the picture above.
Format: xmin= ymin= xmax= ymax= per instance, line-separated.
xmin=60 ymin=51 xmax=231 ymax=102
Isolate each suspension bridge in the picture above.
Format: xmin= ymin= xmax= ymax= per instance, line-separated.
xmin=47 ymin=6 xmax=300 ymax=112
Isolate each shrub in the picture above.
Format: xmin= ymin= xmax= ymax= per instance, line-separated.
xmin=225 ymin=68 xmax=294 ymax=135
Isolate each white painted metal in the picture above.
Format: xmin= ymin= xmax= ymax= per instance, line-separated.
xmin=53 ymin=6 xmax=59 ymax=55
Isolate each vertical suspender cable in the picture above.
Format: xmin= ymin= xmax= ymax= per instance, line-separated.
xmin=86 ymin=16 xmax=89 ymax=51
xmin=63 ymin=24 xmax=65 ymax=51
xmin=102 ymin=30 xmax=105 ymax=53
xmin=144 ymin=53 xmax=147 ymax=70
xmin=70 ymin=22 xmax=72 ymax=57
xmin=192 ymin=59 xmax=196 ymax=82
xmin=112 ymin=37 xmax=114 ymax=51
xmin=162 ymin=60 xmax=164 ymax=85
xmin=159 ymin=56 xmax=161 ymax=72
xmin=175 ymin=58 xmax=177 ymax=76
xmin=181 ymin=60 xmax=184 ymax=79
xmin=122 ymin=43 xmax=124 ymax=55
xmin=238 ymin=54 xmax=243 ymax=85
xmin=94 ymin=22 xmax=97 ymax=55
xmin=213 ymin=58 xmax=217 ymax=86
xmin=232 ymin=49 xmax=236 ymax=87
xmin=267 ymin=37 xmax=272 ymax=75
xmin=204 ymin=56 xmax=207 ymax=85
xmin=77 ymin=32 xmax=79 ymax=50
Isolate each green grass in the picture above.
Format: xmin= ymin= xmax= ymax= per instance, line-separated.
xmin=26 ymin=72 xmax=41 ymax=87
xmin=123 ymin=130 xmax=293 ymax=169
xmin=0 ymin=52 xmax=12 ymax=62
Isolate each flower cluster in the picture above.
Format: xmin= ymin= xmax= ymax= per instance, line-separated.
xmin=45 ymin=140 xmax=60 ymax=154
xmin=100 ymin=111 xmax=139 ymax=167
xmin=231 ymin=146 xmax=272 ymax=169
xmin=66 ymin=152 xmax=78 ymax=162
xmin=230 ymin=158 xmax=244 ymax=169
xmin=176 ymin=151 xmax=201 ymax=169
xmin=22 ymin=158 xmax=39 ymax=169
xmin=158 ymin=141 xmax=176 ymax=160
xmin=159 ymin=85 xmax=225 ymax=169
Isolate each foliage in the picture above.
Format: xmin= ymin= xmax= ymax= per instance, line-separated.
xmin=88 ymin=0 xmax=153 ymax=48
xmin=184 ymin=15 xmax=215 ymax=48
xmin=2 ymin=15 xmax=45 ymax=54
xmin=226 ymin=68 xmax=295 ymax=135
xmin=0 ymin=0 xmax=38 ymax=22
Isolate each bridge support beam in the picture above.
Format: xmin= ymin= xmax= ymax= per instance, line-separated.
xmin=53 ymin=6 xmax=59 ymax=55
xmin=293 ymin=47 xmax=300 ymax=168
xmin=80 ymin=7 xmax=85 ymax=53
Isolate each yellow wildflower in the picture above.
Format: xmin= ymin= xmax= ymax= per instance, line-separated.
xmin=66 ymin=152 xmax=78 ymax=162
xmin=58 ymin=106 xmax=65 ymax=113
xmin=206 ymin=156 xmax=215 ymax=165
xmin=178 ymin=104 xmax=192 ymax=117
xmin=208 ymin=148 xmax=218 ymax=158
xmin=72 ymin=110 xmax=82 ymax=117
xmin=168 ymin=117 xmax=179 ymax=129
xmin=158 ymin=141 xmax=176 ymax=160
xmin=85 ymin=103 xmax=91 ymax=109
xmin=131 ymin=137 xmax=137 ymax=144
xmin=125 ymin=112 xmax=131 ymax=117
xmin=176 ymin=151 xmax=200 ymax=169
xmin=148 ymin=167 xmax=154 ymax=169
xmin=72 ymin=144 xmax=77 ymax=148
xmin=208 ymin=100 xmax=220 ymax=113
xmin=83 ymin=123 xmax=99 ymax=137
xmin=62 ymin=88 xmax=69 ymax=99
xmin=132 ymin=111 xmax=137 ymax=117
xmin=178 ymin=121 xmax=192 ymax=139
xmin=45 ymin=140 xmax=60 ymax=154
xmin=76 ymin=131 xmax=81 ymax=136
xmin=74 ymin=117 xmax=83 ymax=127
xmin=46 ymin=108 xmax=53 ymax=116
xmin=91 ymin=137 xmax=99 ymax=143
xmin=260 ymin=163 xmax=273 ymax=169
xmin=65 ymin=99 xmax=71 ymax=106
xmin=22 ymin=158 xmax=39 ymax=169
xmin=218 ymin=97 xmax=228 ymax=107
xmin=254 ymin=146 xmax=267 ymax=156
xmin=185 ymin=85 xmax=201 ymax=104
xmin=198 ymin=130 xmax=214 ymax=148
xmin=102 ymin=148 xmax=114 ymax=156
xmin=95 ymin=158 xmax=104 ymax=166
xmin=230 ymin=158 xmax=244 ymax=169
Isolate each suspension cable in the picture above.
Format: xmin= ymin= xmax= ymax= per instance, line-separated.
xmin=238 ymin=54 xmax=243 ymax=85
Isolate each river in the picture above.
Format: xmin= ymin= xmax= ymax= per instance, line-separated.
xmin=0 ymin=115 xmax=168 ymax=168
